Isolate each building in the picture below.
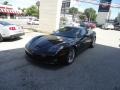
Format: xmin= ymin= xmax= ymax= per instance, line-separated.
xmin=60 ymin=0 xmax=80 ymax=24
xmin=96 ymin=0 xmax=112 ymax=25
xmin=0 ymin=4 xmax=22 ymax=19
xmin=61 ymin=0 xmax=71 ymax=14
xmin=39 ymin=0 xmax=80 ymax=33
xmin=61 ymin=0 xmax=80 ymax=14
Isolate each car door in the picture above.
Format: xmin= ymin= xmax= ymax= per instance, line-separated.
xmin=80 ymin=28 xmax=90 ymax=48
xmin=84 ymin=29 xmax=93 ymax=46
xmin=76 ymin=28 xmax=91 ymax=51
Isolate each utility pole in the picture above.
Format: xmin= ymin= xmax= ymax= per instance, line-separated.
xmin=108 ymin=9 xmax=111 ymax=21
xmin=36 ymin=0 xmax=40 ymax=19
xmin=63 ymin=0 xmax=66 ymax=19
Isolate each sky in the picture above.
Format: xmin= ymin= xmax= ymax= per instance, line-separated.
xmin=0 ymin=0 xmax=119 ymax=19
xmin=0 ymin=0 xmax=38 ymax=8
xmin=78 ymin=0 xmax=120 ymax=19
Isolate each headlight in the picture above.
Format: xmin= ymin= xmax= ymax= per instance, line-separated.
xmin=26 ymin=39 xmax=33 ymax=47
xmin=26 ymin=36 xmax=41 ymax=47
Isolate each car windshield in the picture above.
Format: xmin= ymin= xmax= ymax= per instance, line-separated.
xmin=53 ymin=27 xmax=80 ymax=38
xmin=0 ymin=21 xmax=12 ymax=26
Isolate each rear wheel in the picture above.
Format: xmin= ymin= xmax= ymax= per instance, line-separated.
xmin=90 ymin=37 xmax=96 ymax=48
xmin=0 ymin=34 xmax=3 ymax=42
xmin=65 ymin=48 xmax=75 ymax=65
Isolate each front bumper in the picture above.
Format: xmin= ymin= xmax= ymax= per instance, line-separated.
xmin=25 ymin=48 xmax=58 ymax=63
xmin=3 ymin=33 xmax=25 ymax=39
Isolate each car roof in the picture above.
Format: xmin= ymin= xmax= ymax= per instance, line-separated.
xmin=64 ymin=26 xmax=85 ymax=30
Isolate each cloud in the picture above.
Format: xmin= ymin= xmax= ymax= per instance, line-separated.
xmin=10 ymin=0 xmax=37 ymax=8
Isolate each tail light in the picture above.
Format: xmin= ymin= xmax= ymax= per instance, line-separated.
xmin=9 ymin=27 xmax=16 ymax=30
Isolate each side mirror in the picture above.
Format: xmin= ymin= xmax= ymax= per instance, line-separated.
xmin=85 ymin=33 xmax=89 ymax=37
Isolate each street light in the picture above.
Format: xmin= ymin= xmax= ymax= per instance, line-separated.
xmin=36 ymin=0 xmax=40 ymax=19
xmin=63 ymin=1 xmax=67 ymax=18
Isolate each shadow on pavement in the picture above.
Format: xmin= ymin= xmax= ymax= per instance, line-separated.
xmin=25 ymin=55 xmax=67 ymax=70
xmin=3 ymin=37 xmax=23 ymax=42
xmin=0 ymin=44 xmax=120 ymax=72
xmin=0 ymin=44 xmax=120 ymax=89
xmin=0 ymin=48 xmax=66 ymax=72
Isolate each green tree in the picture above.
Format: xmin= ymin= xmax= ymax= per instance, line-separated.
xmin=26 ymin=5 xmax=39 ymax=17
xmin=69 ymin=7 xmax=78 ymax=21
xmin=3 ymin=1 xmax=8 ymax=5
xmin=84 ymin=8 xmax=97 ymax=21
xmin=3 ymin=1 xmax=12 ymax=6
xmin=21 ymin=8 xmax=27 ymax=16
xmin=78 ymin=12 xmax=86 ymax=21
xmin=18 ymin=7 xmax=21 ymax=10
xmin=79 ymin=14 xmax=86 ymax=21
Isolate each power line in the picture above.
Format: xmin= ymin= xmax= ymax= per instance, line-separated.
xmin=76 ymin=0 xmax=120 ymax=8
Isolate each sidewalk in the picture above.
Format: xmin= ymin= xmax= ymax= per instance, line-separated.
xmin=93 ymin=28 xmax=120 ymax=48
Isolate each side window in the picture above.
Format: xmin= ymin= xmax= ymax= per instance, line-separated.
xmin=80 ymin=28 xmax=87 ymax=36
xmin=76 ymin=30 xmax=81 ymax=38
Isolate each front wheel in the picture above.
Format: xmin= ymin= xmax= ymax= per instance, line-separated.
xmin=65 ymin=48 xmax=75 ymax=65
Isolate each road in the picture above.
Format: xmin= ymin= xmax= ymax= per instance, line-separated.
xmin=0 ymin=28 xmax=120 ymax=90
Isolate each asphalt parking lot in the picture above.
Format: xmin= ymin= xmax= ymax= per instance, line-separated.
xmin=0 ymin=28 xmax=120 ymax=90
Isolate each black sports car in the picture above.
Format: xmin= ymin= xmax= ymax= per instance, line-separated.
xmin=25 ymin=26 xmax=96 ymax=64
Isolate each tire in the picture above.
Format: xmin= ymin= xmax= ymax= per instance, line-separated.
xmin=0 ymin=34 xmax=3 ymax=42
xmin=90 ymin=37 xmax=96 ymax=48
xmin=32 ymin=22 xmax=35 ymax=25
xmin=65 ymin=48 xmax=75 ymax=65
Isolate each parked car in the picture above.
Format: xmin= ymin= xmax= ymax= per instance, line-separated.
xmin=114 ymin=25 xmax=120 ymax=31
xmin=25 ymin=26 xmax=96 ymax=65
xmin=89 ymin=23 xmax=96 ymax=29
xmin=80 ymin=21 xmax=96 ymax=29
xmin=27 ymin=19 xmax=39 ymax=25
xmin=102 ymin=23 xmax=114 ymax=30
xmin=0 ymin=21 xmax=24 ymax=41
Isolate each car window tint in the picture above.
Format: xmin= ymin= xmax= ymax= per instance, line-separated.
xmin=80 ymin=28 xmax=87 ymax=36
xmin=54 ymin=27 xmax=80 ymax=38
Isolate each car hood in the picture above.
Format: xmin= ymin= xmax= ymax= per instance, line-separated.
xmin=27 ymin=35 xmax=74 ymax=54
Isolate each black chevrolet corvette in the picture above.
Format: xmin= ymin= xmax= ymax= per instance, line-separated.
xmin=25 ymin=26 xmax=96 ymax=64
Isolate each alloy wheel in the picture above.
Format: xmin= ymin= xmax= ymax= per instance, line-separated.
xmin=67 ymin=48 xmax=75 ymax=64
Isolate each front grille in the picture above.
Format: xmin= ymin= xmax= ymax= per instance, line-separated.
xmin=25 ymin=50 xmax=56 ymax=63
